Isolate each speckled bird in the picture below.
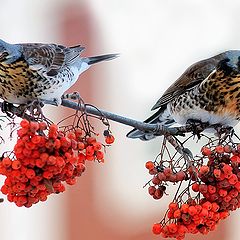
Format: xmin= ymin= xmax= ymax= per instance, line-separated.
xmin=127 ymin=50 xmax=240 ymax=140
xmin=0 ymin=39 xmax=117 ymax=105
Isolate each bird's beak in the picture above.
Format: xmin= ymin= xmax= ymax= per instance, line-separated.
xmin=0 ymin=52 xmax=8 ymax=62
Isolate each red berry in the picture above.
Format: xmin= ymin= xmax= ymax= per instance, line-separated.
xmin=168 ymin=174 xmax=177 ymax=182
xmin=77 ymin=142 xmax=85 ymax=150
xmin=202 ymin=201 xmax=212 ymax=210
xmin=230 ymin=155 xmax=240 ymax=163
xmin=152 ymin=223 xmax=162 ymax=235
xmin=181 ymin=203 xmax=189 ymax=213
xmin=105 ymin=135 xmax=115 ymax=144
xmin=12 ymin=160 xmax=21 ymax=170
xmin=20 ymin=119 xmax=30 ymax=129
xmin=199 ymin=165 xmax=210 ymax=175
xmin=152 ymin=176 xmax=161 ymax=185
xmin=86 ymin=146 xmax=94 ymax=156
xmin=25 ymin=169 xmax=36 ymax=179
xmin=192 ymin=182 xmax=199 ymax=192
xmin=43 ymin=171 xmax=53 ymax=179
xmin=224 ymin=145 xmax=232 ymax=153
xmin=169 ymin=202 xmax=178 ymax=211
xmin=175 ymin=171 xmax=186 ymax=181
xmin=220 ymin=211 xmax=230 ymax=219
xmin=158 ymin=172 xmax=166 ymax=181
xmin=201 ymin=146 xmax=212 ymax=156
xmin=93 ymin=142 xmax=102 ymax=151
xmin=148 ymin=186 xmax=156 ymax=195
xmin=47 ymin=156 xmax=57 ymax=165
xmin=153 ymin=188 xmax=163 ymax=199
xmin=199 ymin=184 xmax=208 ymax=194
xmin=145 ymin=161 xmax=155 ymax=170
xmin=29 ymin=121 xmax=39 ymax=132
xmin=199 ymin=208 xmax=208 ymax=219
xmin=2 ymin=157 xmax=12 ymax=168
xmin=31 ymin=135 xmax=42 ymax=144
xmin=66 ymin=178 xmax=77 ymax=185
xmin=215 ymin=145 xmax=224 ymax=154
xmin=49 ymin=124 xmax=58 ymax=132
xmin=86 ymin=137 xmax=96 ymax=145
xmin=168 ymin=223 xmax=178 ymax=234
xmin=207 ymin=185 xmax=216 ymax=194
xmin=229 ymin=174 xmax=238 ymax=185
xmin=173 ymin=209 xmax=181 ymax=218
xmin=211 ymin=202 xmax=219 ymax=212
xmin=222 ymin=164 xmax=233 ymax=174
xmin=96 ymin=151 xmax=104 ymax=161
xmin=163 ymin=167 xmax=172 ymax=177
xmin=75 ymin=128 xmax=83 ymax=138
xmin=39 ymin=122 xmax=47 ymax=130
xmin=213 ymin=169 xmax=221 ymax=178
xmin=188 ymin=206 xmax=197 ymax=216
xmin=66 ymin=132 xmax=76 ymax=140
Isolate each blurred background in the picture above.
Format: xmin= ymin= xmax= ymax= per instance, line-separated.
xmin=0 ymin=0 xmax=240 ymax=239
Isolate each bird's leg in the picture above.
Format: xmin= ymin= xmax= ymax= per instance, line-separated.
xmin=185 ymin=119 xmax=208 ymax=139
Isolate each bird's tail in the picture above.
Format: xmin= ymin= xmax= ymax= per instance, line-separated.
xmin=84 ymin=54 xmax=119 ymax=65
xmin=126 ymin=106 xmax=175 ymax=141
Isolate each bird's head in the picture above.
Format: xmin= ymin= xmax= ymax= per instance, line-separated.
xmin=0 ymin=39 xmax=21 ymax=64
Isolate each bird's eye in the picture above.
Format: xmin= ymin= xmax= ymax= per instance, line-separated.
xmin=196 ymin=72 xmax=203 ymax=79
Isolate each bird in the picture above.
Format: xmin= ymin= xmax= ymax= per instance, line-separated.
xmin=127 ymin=50 xmax=240 ymax=140
xmin=0 ymin=39 xmax=118 ymax=106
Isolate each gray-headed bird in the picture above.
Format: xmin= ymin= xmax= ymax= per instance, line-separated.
xmin=127 ymin=51 xmax=240 ymax=140
xmin=0 ymin=39 xmax=117 ymax=106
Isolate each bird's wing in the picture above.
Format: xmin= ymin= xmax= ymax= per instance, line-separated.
xmin=151 ymin=53 xmax=226 ymax=110
xmin=21 ymin=43 xmax=85 ymax=76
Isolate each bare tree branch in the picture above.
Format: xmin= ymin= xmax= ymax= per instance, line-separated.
xmin=0 ymin=99 xmax=215 ymax=137
xmin=60 ymin=99 xmax=211 ymax=136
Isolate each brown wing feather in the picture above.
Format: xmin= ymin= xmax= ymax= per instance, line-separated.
xmin=21 ymin=43 xmax=85 ymax=76
xmin=151 ymin=53 xmax=225 ymax=110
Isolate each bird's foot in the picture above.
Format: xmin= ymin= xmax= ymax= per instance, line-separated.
xmin=62 ymin=92 xmax=82 ymax=102
xmin=0 ymin=101 xmax=15 ymax=118
xmin=19 ymin=100 xmax=45 ymax=119
xmin=186 ymin=119 xmax=208 ymax=139
xmin=214 ymin=125 xmax=234 ymax=140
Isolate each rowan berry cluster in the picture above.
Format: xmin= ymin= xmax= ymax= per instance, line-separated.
xmin=194 ymin=144 xmax=240 ymax=212
xmin=146 ymin=161 xmax=186 ymax=200
xmin=0 ymin=119 xmax=114 ymax=207
xmin=152 ymin=199 xmax=229 ymax=239
xmin=146 ymin=134 xmax=240 ymax=239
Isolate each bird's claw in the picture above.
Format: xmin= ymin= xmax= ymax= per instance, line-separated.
xmin=186 ymin=119 xmax=208 ymax=139
xmin=1 ymin=101 xmax=15 ymax=118
xmin=214 ymin=125 xmax=234 ymax=139
xmin=62 ymin=92 xmax=81 ymax=101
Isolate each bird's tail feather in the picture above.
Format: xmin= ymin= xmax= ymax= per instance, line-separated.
xmin=85 ymin=54 xmax=119 ymax=65
xmin=126 ymin=107 xmax=174 ymax=141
